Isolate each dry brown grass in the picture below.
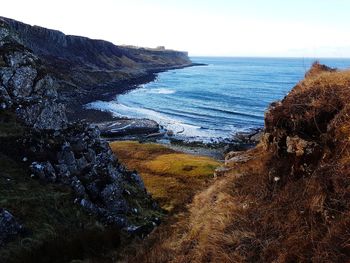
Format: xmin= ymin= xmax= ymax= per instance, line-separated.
xmin=125 ymin=63 xmax=350 ymax=263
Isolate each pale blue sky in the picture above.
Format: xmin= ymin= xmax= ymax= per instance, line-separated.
xmin=2 ymin=0 xmax=350 ymax=57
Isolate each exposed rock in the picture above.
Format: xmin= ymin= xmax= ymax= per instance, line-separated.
xmin=0 ymin=85 xmax=12 ymax=108
xmin=76 ymin=156 xmax=88 ymax=170
xmin=0 ymin=19 xmax=160 ymax=232
xmin=0 ymin=30 xmax=68 ymax=130
xmin=19 ymin=123 xmax=156 ymax=227
xmin=214 ymin=167 xmax=232 ymax=177
xmin=129 ymin=172 xmax=145 ymax=191
xmin=225 ymin=151 xmax=253 ymax=165
xmin=96 ymin=119 xmax=159 ymax=137
xmin=0 ymin=209 xmax=22 ymax=247
xmin=30 ymin=161 xmax=57 ymax=182
xmin=8 ymin=66 xmax=37 ymax=97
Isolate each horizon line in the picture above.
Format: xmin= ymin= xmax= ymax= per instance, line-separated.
xmin=190 ymin=55 xmax=350 ymax=60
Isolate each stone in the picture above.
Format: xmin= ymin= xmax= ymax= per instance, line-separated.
xmin=214 ymin=167 xmax=232 ymax=177
xmin=54 ymin=163 xmax=71 ymax=183
xmin=101 ymin=183 xmax=123 ymax=201
xmin=33 ymin=101 xmax=67 ymax=130
xmin=0 ymin=85 xmax=12 ymax=107
xmin=71 ymin=177 xmax=86 ymax=198
xmin=106 ymin=165 xmax=121 ymax=181
xmin=80 ymin=199 xmax=99 ymax=214
xmin=71 ymin=139 xmax=88 ymax=153
xmin=250 ymin=131 xmax=263 ymax=143
xmin=0 ymin=209 xmax=22 ymax=247
xmin=225 ymin=151 xmax=252 ymax=165
xmin=0 ymin=68 xmax=14 ymax=88
xmin=30 ymin=161 xmax=57 ymax=182
xmin=84 ymin=148 xmax=96 ymax=163
xmin=129 ymin=172 xmax=145 ymax=190
xmin=15 ymin=102 xmax=40 ymax=123
xmin=5 ymin=51 xmax=37 ymax=68
xmin=8 ymin=66 xmax=37 ymax=97
xmin=33 ymin=76 xmax=58 ymax=98
xmin=76 ymin=156 xmax=88 ymax=170
xmin=58 ymin=146 xmax=76 ymax=166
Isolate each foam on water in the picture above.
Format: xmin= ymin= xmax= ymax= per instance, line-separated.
xmin=87 ymin=57 xmax=350 ymax=141
xmin=86 ymin=100 xmax=229 ymax=140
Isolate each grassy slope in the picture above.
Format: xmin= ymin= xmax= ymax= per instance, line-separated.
xmin=109 ymin=141 xmax=221 ymax=212
xmin=127 ymin=64 xmax=350 ymax=263
xmin=0 ymin=111 xmax=124 ymax=263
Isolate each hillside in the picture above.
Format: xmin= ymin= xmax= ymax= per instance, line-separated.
xmin=0 ymin=17 xmax=194 ymax=110
xmin=129 ymin=62 xmax=350 ymax=262
xmin=0 ymin=16 xmax=163 ymax=263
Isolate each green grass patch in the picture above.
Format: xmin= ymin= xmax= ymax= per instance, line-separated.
xmin=110 ymin=141 xmax=221 ymax=212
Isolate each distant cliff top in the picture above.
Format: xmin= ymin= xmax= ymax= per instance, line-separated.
xmin=0 ymin=16 xmax=191 ymax=69
xmin=0 ymin=17 xmax=194 ymax=111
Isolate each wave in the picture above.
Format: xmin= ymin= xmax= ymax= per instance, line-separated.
xmin=149 ymin=88 xmax=176 ymax=94
xmin=129 ymin=87 xmax=176 ymax=95
xmin=194 ymin=105 xmax=263 ymax=120
xmin=85 ymin=101 xmax=231 ymax=140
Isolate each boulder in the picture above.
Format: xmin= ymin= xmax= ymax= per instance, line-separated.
xmin=214 ymin=167 xmax=232 ymax=177
xmin=30 ymin=161 xmax=57 ymax=182
xmin=8 ymin=66 xmax=37 ymax=97
xmin=0 ymin=209 xmax=22 ymax=247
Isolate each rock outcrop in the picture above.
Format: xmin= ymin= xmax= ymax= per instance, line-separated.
xmin=0 ymin=209 xmax=22 ymax=247
xmin=0 ymin=16 xmax=160 ymax=249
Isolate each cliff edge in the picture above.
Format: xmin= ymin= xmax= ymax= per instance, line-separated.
xmin=0 ymin=16 xmax=194 ymax=112
xmin=130 ymin=62 xmax=350 ymax=263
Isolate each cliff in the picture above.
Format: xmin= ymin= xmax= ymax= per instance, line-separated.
xmin=0 ymin=17 xmax=162 ymax=263
xmin=130 ymin=62 xmax=350 ymax=262
xmin=0 ymin=17 xmax=194 ymax=110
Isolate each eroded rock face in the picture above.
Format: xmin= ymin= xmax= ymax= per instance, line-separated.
xmin=0 ymin=32 xmax=68 ymax=130
xmin=24 ymin=123 xmax=150 ymax=226
xmin=0 ymin=19 xmax=159 ymax=234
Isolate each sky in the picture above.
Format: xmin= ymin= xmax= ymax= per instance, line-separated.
xmin=1 ymin=0 xmax=350 ymax=57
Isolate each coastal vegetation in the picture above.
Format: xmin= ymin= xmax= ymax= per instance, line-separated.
xmin=110 ymin=141 xmax=221 ymax=212
xmin=127 ymin=63 xmax=350 ymax=262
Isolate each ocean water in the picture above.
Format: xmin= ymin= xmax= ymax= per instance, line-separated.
xmin=87 ymin=57 xmax=350 ymax=142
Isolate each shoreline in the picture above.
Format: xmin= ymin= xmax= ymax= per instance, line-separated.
xmin=66 ymin=62 xmax=207 ymax=122
xmin=66 ymin=61 xmax=262 ymax=158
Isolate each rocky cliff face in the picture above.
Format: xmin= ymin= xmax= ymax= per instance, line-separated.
xmin=0 ymin=17 xmax=193 ymax=109
xmin=0 ymin=17 xmax=161 ymax=256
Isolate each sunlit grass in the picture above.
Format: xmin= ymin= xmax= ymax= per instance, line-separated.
xmin=110 ymin=141 xmax=221 ymax=212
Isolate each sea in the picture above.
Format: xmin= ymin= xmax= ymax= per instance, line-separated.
xmin=86 ymin=57 xmax=350 ymax=142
